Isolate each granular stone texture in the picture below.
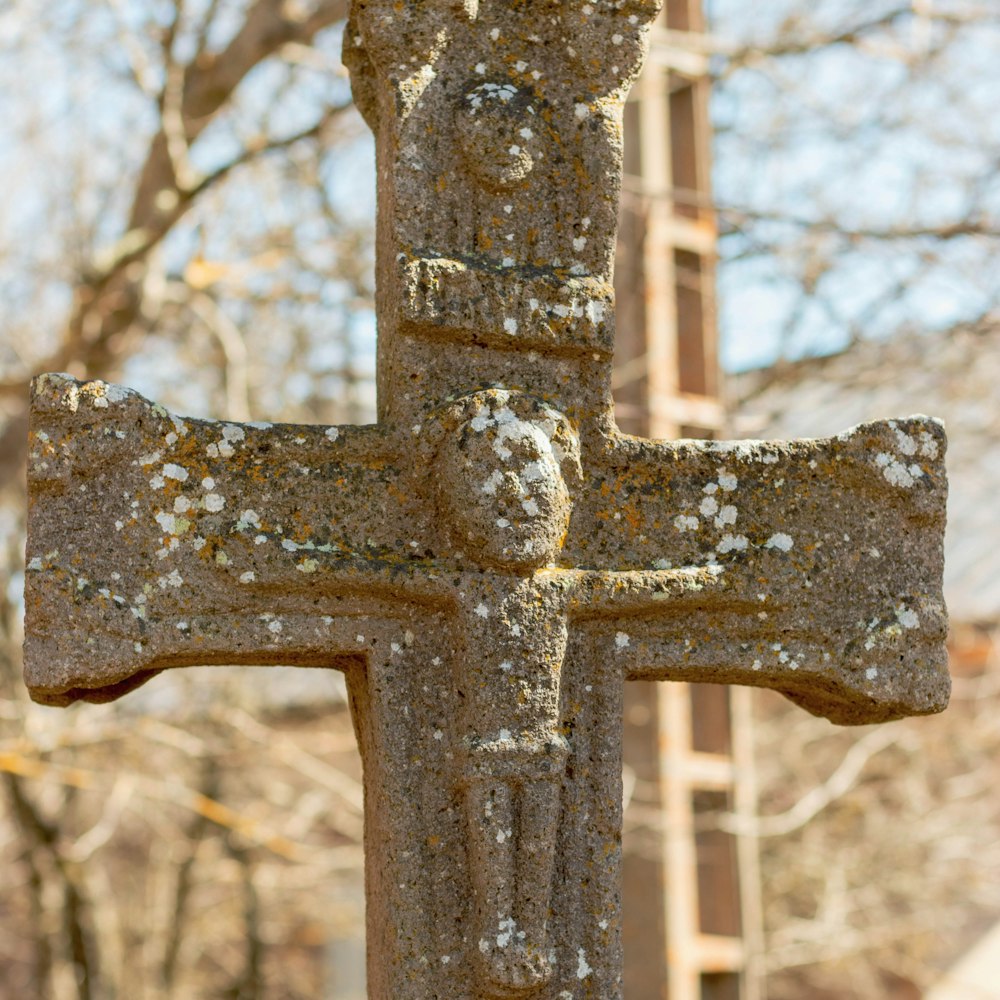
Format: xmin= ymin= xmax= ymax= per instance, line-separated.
xmin=24 ymin=1 xmax=949 ymax=996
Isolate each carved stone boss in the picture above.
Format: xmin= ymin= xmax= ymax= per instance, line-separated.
xmin=25 ymin=2 xmax=949 ymax=997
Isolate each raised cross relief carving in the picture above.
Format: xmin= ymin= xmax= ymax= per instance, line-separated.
xmin=24 ymin=2 xmax=949 ymax=997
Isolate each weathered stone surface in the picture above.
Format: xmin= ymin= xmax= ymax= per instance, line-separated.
xmin=26 ymin=374 xmax=948 ymax=725
xmin=24 ymin=1 xmax=950 ymax=996
xmin=25 ymin=374 xmax=947 ymax=995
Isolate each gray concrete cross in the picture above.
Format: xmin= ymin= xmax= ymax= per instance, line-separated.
xmin=25 ymin=1 xmax=949 ymax=997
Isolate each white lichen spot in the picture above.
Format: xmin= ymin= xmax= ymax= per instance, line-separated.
xmin=155 ymin=571 xmax=179 ymax=589
xmin=699 ymin=496 xmax=718 ymax=516
xmin=236 ymin=509 xmax=260 ymax=531
xmin=521 ymin=498 xmax=540 ymax=517
xmin=174 ymin=496 xmax=192 ymax=514
xmin=703 ymin=481 xmax=718 ymax=495
xmin=574 ymin=102 xmax=590 ymax=120
xmin=503 ymin=317 xmax=518 ymax=335
xmin=896 ymin=606 xmax=920 ymax=629
xmin=149 ymin=474 xmax=165 ymax=489
xmin=474 ymin=603 xmax=490 ymax=618
xmin=765 ymin=533 xmax=794 ymax=552
xmin=325 ymin=426 xmax=340 ymax=442
xmin=865 ymin=667 xmax=878 ymax=680
xmin=204 ymin=493 xmax=225 ymax=512
xmin=27 ymin=557 xmax=42 ymax=571
xmin=202 ymin=477 xmax=215 ymax=490
xmin=673 ymin=514 xmax=699 ymax=532
xmin=875 ymin=452 xmax=920 ymax=488
xmin=717 ymin=534 xmax=749 ymax=553
xmin=615 ymin=631 xmax=630 ymax=649
xmin=585 ymin=299 xmax=606 ymax=325
xmin=239 ymin=571 xmax=256 ymax=583
xmin=717 ymin=471 xmax=738 ymax=491
xmin=714 ymin=504 xmax=738 ymax=527
xmin=267 ymin=619 xmax=283 ymax=634
xmin=576 ymin=948 xmax=593 ymax=979
xmin=573 ymin=236 xmax=587 ymax=251
xmin=139 ymin=451 xmax=161 ymax=467
xmin=892 ymin=425 xmax=917 ymax=455
xmin=475 ymin=62 xmax=486 ymax=74
xmin=192 ymin=536 xmax=206 ymax=550
xmin=162 ymin=463 xmax=188 ymax=482
xmin=297 ymin=558 xmax=319 ymax=574
xmin=752 ymin=659 xmax=762 ymax=671
xmin=155 ymin=511 xmax=179 ymax=535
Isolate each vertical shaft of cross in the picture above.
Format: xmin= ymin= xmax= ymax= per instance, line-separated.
xmin=343 ymin=0 xmax=662 ymax=434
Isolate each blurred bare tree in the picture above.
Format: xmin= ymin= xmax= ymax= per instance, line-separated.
xmin=704 ymin=5 xmax=1000 ymax=997
xmin=0 ymin=1 xmax=373 ymax=996
xmin=709 ymin=0 xmax=1000 ymax=367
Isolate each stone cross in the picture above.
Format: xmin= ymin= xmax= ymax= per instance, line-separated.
xmin=25 ymin=1 xmax=949 ymax=996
